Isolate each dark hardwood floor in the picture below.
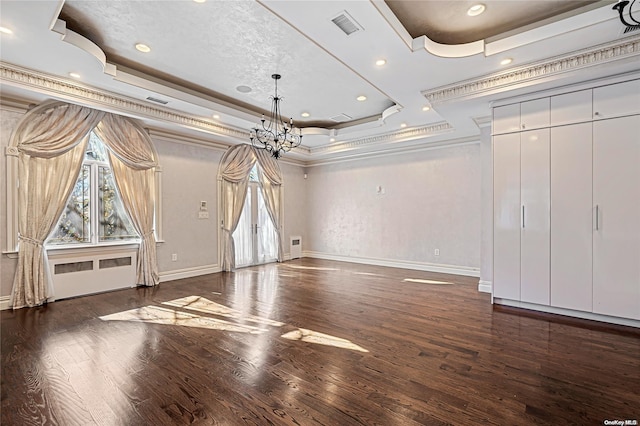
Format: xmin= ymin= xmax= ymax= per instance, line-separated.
xmin=2 ymin=258 xmax=639 ymax=425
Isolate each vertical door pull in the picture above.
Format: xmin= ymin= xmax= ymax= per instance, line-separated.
xmin=595 ymin=205 xmax=599 ymax=231
xmin=522 ymin=205 xmax=525 ymax=228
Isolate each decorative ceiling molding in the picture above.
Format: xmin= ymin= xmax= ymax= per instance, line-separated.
xmin=307 ymin=135 xmax=479 ymax=167
xmin=422 ymin=36 xmax=640 ymax=105
xmin=310 ymin=121 xmax=453 ymax=154
xmin=0 ymin=62 xmax=252 ymax=143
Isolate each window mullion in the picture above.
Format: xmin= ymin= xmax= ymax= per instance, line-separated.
xmin=91 ymin=162 xmax=99 ymax=245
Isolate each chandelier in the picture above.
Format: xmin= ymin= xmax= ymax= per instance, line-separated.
xmin=250 ymin=74 xmax=303 ymax=159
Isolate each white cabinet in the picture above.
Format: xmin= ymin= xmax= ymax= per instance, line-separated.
xmin=521 ymin=98 xmax=550 ymax=131
xmin=593 ymin=79 xmax=640 ymax=120
xmin=493 ymin=77 xmax=640 ymax=325
xmin=493 ymin=129 xmax=550 ymax=304
xmin=493 ymin=98 xmax=549 ymax=134
xmin=493 ymin=133 xmax=521 ymax=300
xmin=593 ymin=115 xmax=640 ymax=320
xmin=550 ymin=123 xmax=593 ymax=312
xmin=520 ymin=129 xmax=550 ymax=305
xmin=493 ymin=103 xmax=520 ymax=135
xmin=550 ymin=89 xmax=592 ymax=127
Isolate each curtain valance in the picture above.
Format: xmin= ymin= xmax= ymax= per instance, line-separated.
xmin=13 ymin=101 xmax=105 ymax=158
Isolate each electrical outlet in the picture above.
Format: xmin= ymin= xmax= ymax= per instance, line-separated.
xmin=198 ymin=211 xmax=209 ymax=219
xmin=434 ymin=249 xmax=440 ymax=256
xmin=171 ymin=253 xmax=178 ymax=261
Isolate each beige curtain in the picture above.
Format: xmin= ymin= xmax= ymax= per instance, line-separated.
xmin=11 ymin=102 xmax=105 ymax=308
xmin=219 ymin=144 xmax=256 ymax=271
xmin=95 ymin=114 xmax=159 ymax=286
xmin=219 ymin=145 xmax=286 ymax=270
xmin=255 ymin=149 xmax=284 ymax=261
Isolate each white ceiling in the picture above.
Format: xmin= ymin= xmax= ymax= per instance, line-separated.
xmin=1 ymin=0 xmax=639 ymax=164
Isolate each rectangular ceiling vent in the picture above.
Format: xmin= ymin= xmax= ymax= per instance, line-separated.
xmin=146 ymin=96 xmax=169 ymax=105
xmin=331 ymin=11 xmax=363 ymax=36
xmin=330 ymin=113 xmax=352 ymax=122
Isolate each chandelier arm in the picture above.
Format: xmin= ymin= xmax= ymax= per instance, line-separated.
xmin=249 ymin=74 xmax=302 ymax=158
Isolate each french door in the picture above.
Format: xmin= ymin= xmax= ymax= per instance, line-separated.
xmin=233 ymin=182 xmax=278 ymax=267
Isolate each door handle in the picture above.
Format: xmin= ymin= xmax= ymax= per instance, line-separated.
xmin=595 ymin=205 xmax=599 ymax=231
xmin=522 ymin=205 xmax=525 ymax=229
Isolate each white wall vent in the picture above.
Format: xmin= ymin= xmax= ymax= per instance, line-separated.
xmin=330 ymin=113 xmax=352 ymax=122
xmin=290 ymin=236 xmax=302 ymax=260
xmin=331 ymin=11 xmax=363 ymax=36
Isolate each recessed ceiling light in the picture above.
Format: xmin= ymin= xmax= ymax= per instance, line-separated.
xmin=213 ymin=114 xmax=220 ymax=119
xmin=193 ymin=0 xmax=206 ymax=3
xmin=500 ymin=58 xmax=513 ymax=65
xmin=301 ymin=112 xmax=310 ymax=118
xmin=0 ymin=26 xmax=13 ymax=35
xmin=467 ymin=4 xmax=486 ymax=16
xmin=356 ymin=95 xmax=367 ymax=102
xmin=375 ymin=59 xmax=387 ymax=66
xmin=236 ymin=85 xmax=252 ymax=93
xmin=135 ymin=43 xmax=151 ymax=53
xmin=400 ymin=123 xmax=407 ymax=128
xmin=330 ymin=137 xmax=336 ymax=142
xmin=69 ymin=72 xmax=81 ymax=79
xmin=422 ymin=106 xmax=431 ymax=112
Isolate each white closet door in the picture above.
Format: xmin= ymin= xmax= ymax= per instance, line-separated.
xmin=520 ymin=98 xmax=550 ymax=131
xmin=493 ymin=104 xmax=520 ymax=135
xmin=550 ymin=123 xmax=593 ymax=311
xmin=593 ymin=79 xmax=640 ymax=120
xmin=550 ymin=89 xmax=592 ymax=127
xmin=593 ymin=115 xmax=640 ymax=320
xmin=493 ymin=133 xmax=521 ymax=300
xmin=520 ymin=129 xmax=550 ymax=305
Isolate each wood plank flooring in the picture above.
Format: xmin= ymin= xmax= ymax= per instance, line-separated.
xmin=2 ymin=258 xmax=639 ymax=425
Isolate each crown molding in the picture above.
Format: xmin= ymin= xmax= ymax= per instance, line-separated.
xmin=311 ymin=121 xmax=453 ymax=155
xmin=306 ymin=135 xmax=479 ymax=167
xmin=0 ymin=62 xmax=250 ymax=141
xmin=422 ymin=35 xmax=640 ymax=105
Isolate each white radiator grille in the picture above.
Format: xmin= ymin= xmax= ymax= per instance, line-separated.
xmin=290 ymin=236 xmax=302 ymax=260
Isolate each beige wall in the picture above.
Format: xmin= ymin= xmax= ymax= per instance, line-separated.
xmin=153 ymin=137 xmax=223 ymax=275
xmin=1 ymin=101 xmax=482 ymax=300
xmin=305 ymin=142 xmax=482 ymax=272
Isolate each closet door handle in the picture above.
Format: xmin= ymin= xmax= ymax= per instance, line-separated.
xmin=595 ymin=205 xmax=599 ymax=231
xmin=522 ymin=205 xmax=525 ymax=229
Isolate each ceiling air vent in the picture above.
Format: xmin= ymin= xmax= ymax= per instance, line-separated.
xmin=330 ymin=113 xmax=352 ymax=123
xmin=331 ymin=11 xmax=363 ymax=36
xmin=146 ymin=96 xmax=168 ymax=105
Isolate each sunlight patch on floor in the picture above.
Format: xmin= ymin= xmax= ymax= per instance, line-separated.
xmin=162 ymin=295 xmax=284 ymax=327
xmin=100 ymin=305 xmax=266 ymax=334
xmin=100 ymin=297 xmax=368 ymax=353
xmin=403 ymin=278 xmax=453 ymax=285
xmin=353 ymin=272 xmax=384 ymax=277
xmin=286 ymin=265 xmax=339 ymax=271
xmin=281 ymin=328 xmax=369 ymax=353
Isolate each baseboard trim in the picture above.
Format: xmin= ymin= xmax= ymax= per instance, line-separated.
xmin=0 ymin=296 xmax=10 ymax=311
xmin=478 ymin=280 xmax=492 ymax=293
xmin=159 ymin=264 xmax=221 ymax=282
xmin=302 ymin=251 xmax=480 ymax=277
xmin=493 ymin=298 xmax=640 ymax=328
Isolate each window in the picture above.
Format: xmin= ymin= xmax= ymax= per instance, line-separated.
xmin=47 ymin=132 xmax=138 ymax=246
